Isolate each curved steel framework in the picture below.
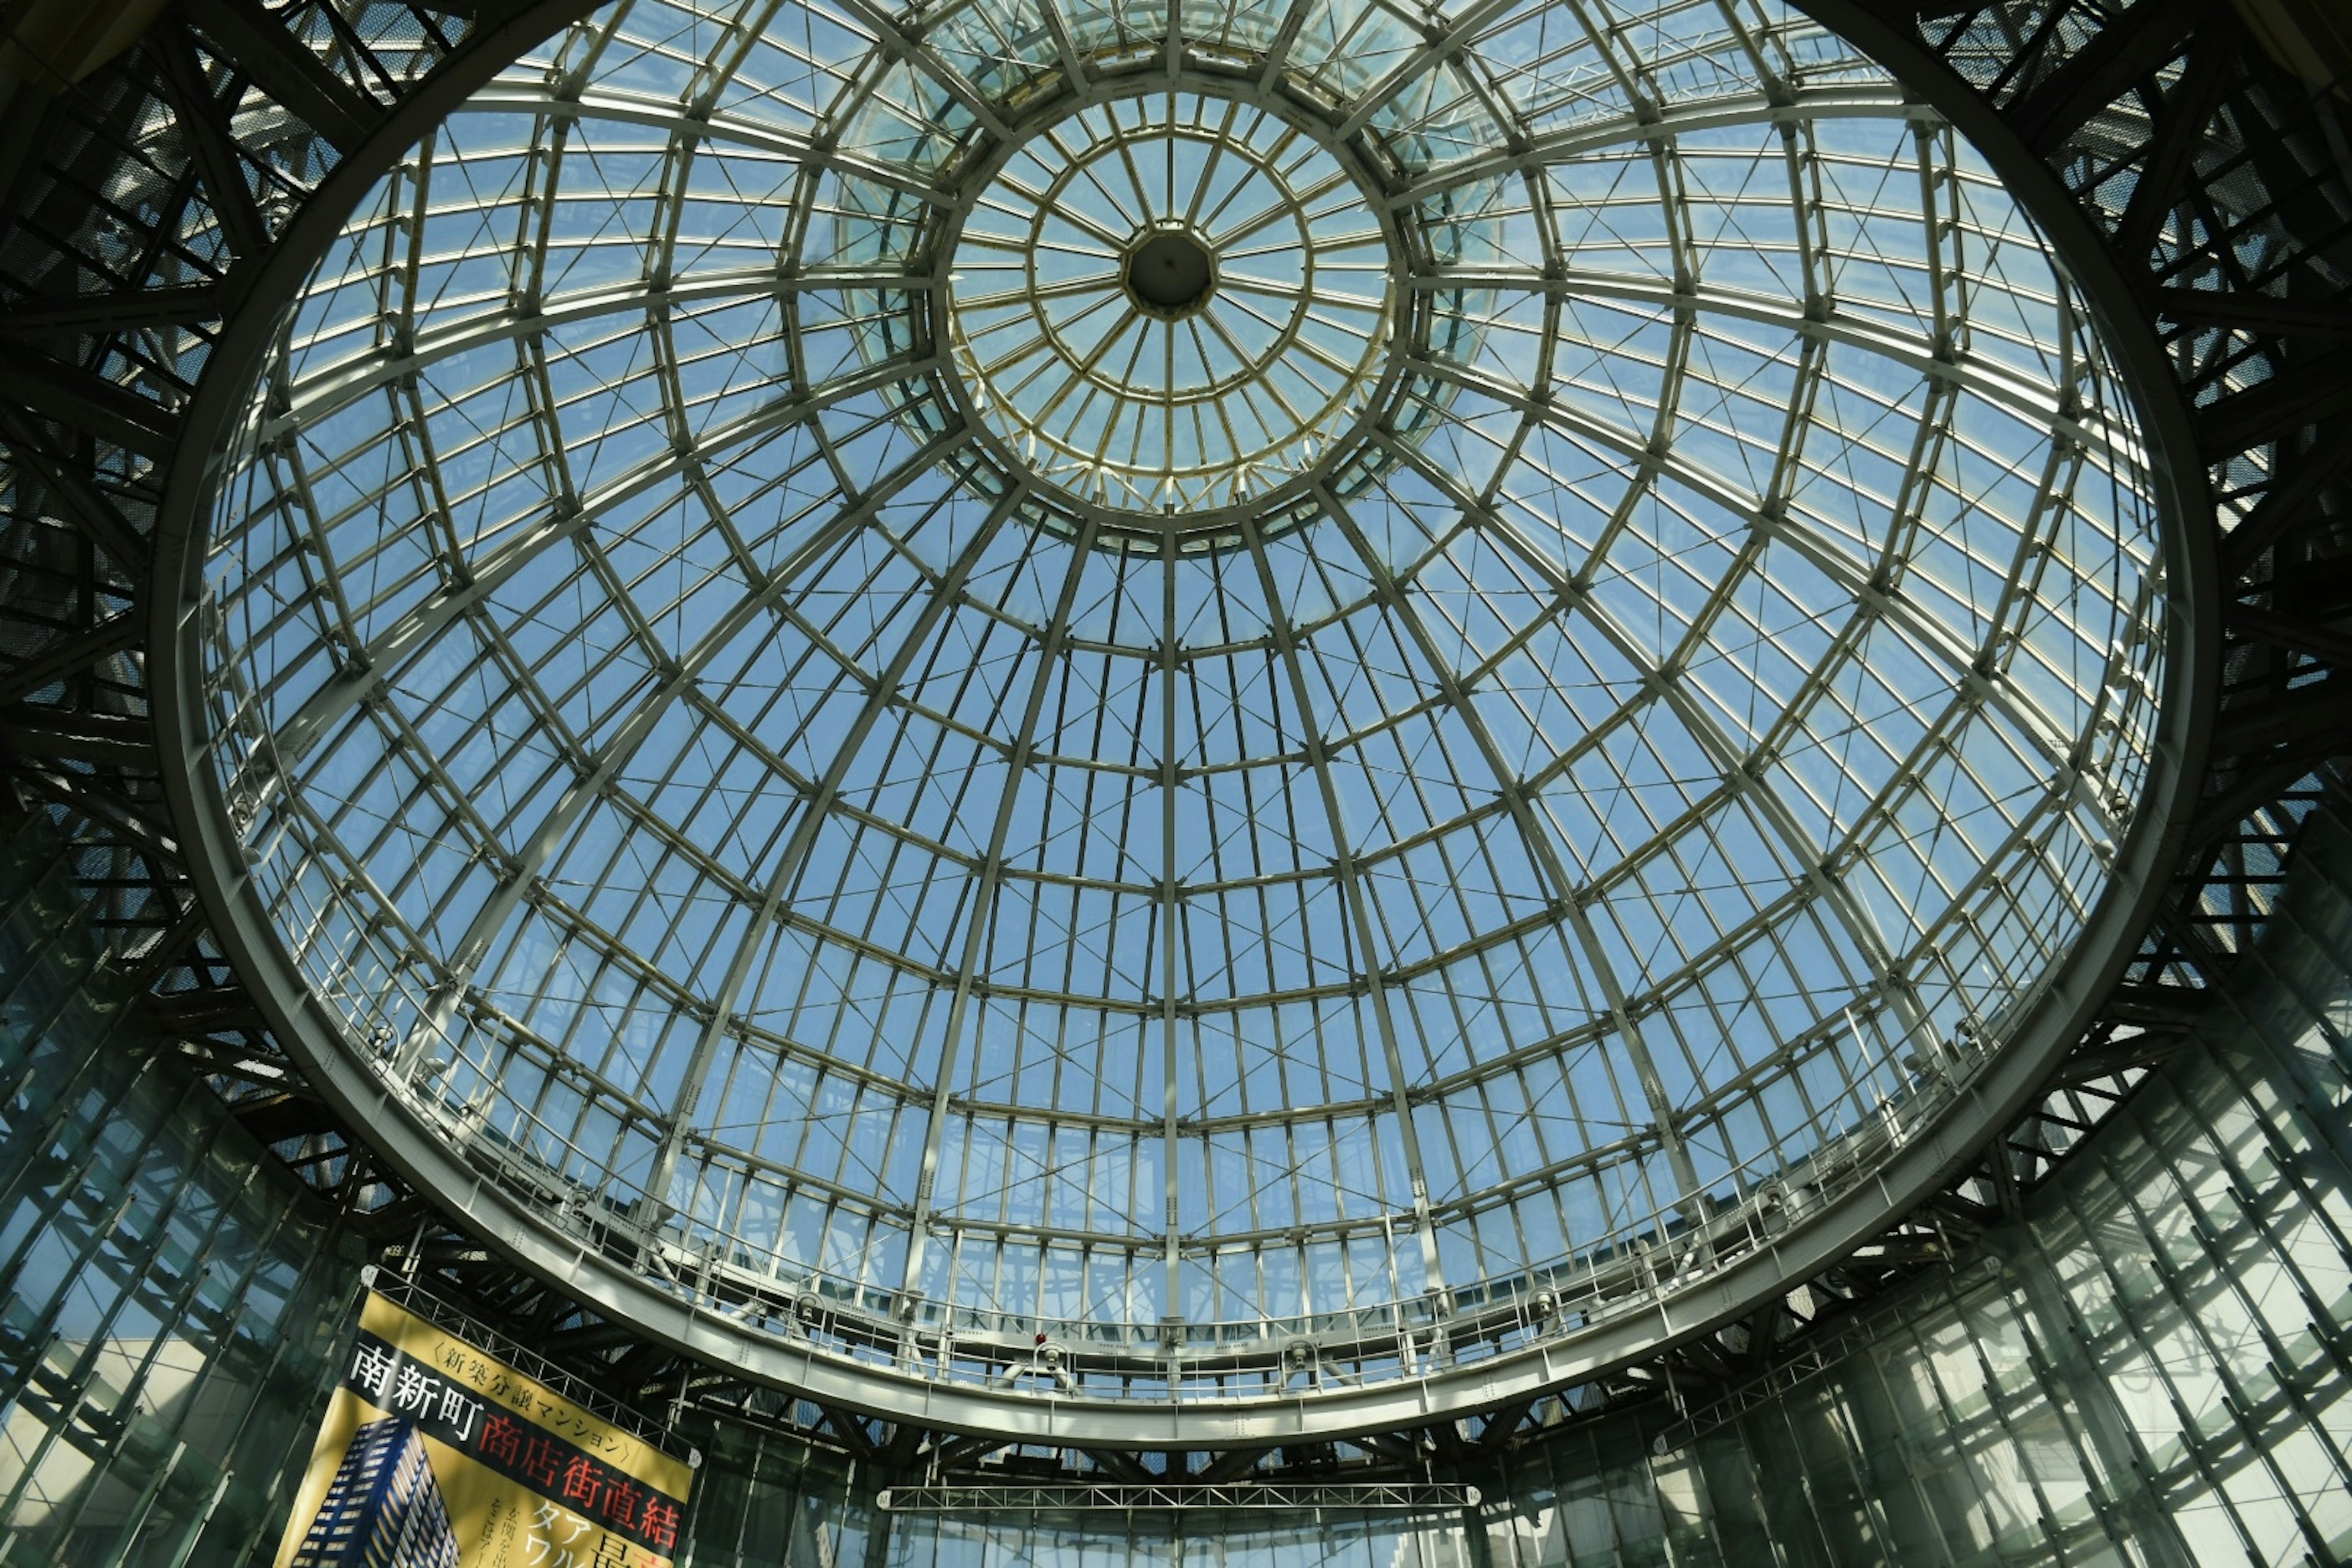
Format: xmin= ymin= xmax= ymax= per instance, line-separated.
xmin=144 ymin=0 xmax=2196 ymax=1441
xmin=945 ymin=86 xmax=1397 ymax=519
xmin=0 ymin=0 xmax=2339 ymax=1475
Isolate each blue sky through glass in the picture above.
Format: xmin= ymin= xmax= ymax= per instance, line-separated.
xmin=195 ymin=0 xmax=2171 ymax=1362
xmin=949 ymin=90 xmax=1390 ymax=513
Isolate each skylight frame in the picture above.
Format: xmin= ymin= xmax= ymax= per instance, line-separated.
xmin=157 ymin=0 xmax=2199 ymax=1441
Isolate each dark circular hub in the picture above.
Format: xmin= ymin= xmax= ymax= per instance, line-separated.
xmin=1125 ymin=229 xmax=1215 ymax=318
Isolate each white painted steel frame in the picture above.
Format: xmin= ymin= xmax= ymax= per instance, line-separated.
xmin=149 ymin=0 xmax=2209 ymax=1444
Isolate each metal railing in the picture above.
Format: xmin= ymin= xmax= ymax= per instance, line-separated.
xmin=372 ymin=1003 xmax=2020 ymax=1408
xmin=877 ymin=1482 xmax=1480 ymax=1512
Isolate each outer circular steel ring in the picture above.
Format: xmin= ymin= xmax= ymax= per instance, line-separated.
xmin=146 ymin=4 xmax=2217 ymax=1449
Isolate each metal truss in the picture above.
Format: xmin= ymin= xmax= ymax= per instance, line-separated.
xmin=134 ymin=0 xmax=2199 ymax=1444
xmin=875 ymin=1481 xmax=1480 ymax=1512
xmin=942 ymin=87 xmax=1398 ymax=519
xmin=0 ymin=0 xmax=2343 ymax=1477
xmin=0 ymin=0 xmax=564 ymax=1242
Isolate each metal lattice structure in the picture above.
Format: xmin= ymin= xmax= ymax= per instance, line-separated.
xmin=0 ymin=0 xmax=2345 ymax=1482
xmin=159 ymin=0 xmax=2195 ymax=1443
xmin=875 ymin=1481 xmax=1480 ymax=1511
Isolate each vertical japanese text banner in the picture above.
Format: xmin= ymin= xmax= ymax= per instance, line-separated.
xmin=275 ymin=1291 xmax=694 ymax=1568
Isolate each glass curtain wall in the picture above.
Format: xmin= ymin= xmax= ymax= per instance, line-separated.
xmin=0 ymin=822 xmax=366 ymax=1568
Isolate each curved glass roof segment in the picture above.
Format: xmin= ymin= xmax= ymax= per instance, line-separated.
xmin=946 ymin=89 xmax=1396 ymax=519
xmin=185 ymin=0 xmax=2180 ymax=1432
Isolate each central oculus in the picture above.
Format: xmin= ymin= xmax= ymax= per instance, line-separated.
xmin=1124 ymin=227 xmax=1217 ymax=318
xmin=944 ymin=89 xmax=1397 ymax=521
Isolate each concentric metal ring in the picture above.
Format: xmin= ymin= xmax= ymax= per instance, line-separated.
xmin=944 ymin=87 xmax=1398 ymax=522
xmin=1123 ymin=227 xmax=1218 ymax=320
xmin=157 ymin=0 xmax=2199 ymax=1445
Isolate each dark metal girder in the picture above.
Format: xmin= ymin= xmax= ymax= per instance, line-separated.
xmin=1473 ymin=1399 xmax=1533 ymax=1449
xmin=541 ymin=1321 xmax=647 ymax=1355
xmin=151 ymin=21 xmax=271 ymax=261
xmin=2272 ymin=555 xmax=2352 ymax=622
xmin=1425 ymin=1415 xmax=1470 ymax=1471
xmin=2211 ymin=421 xmax=2342 ymax=581
xmin=124 ymin=898 xmax=210 ymax=988
xmin=2114 ymin=42 xmax=2242 ymax=260
xmin=233 ymin=1089 xmax=342 ymax=1144
xmin=2054 ymin=1031 xmax=2182 ymax=1085
xmin=2158 ymin=286 xmax=2352 ymax=339
xmin=930 ymin=1433 xmax=1013 ymax=1471
xmin=1084 ymin=1447 xmax=1155 ymax=1483
xmin=407 ymin=1238 xmax=499 ymax=1268
xmin=0 ymin=614 xmax=145 ymax=707
xmin=0 ymin=282 xmax=226 ymax=339
xmin=1959 ymin=5 xmax=2076 ymax=104
xmin=6 ymin=766 xmax=179 ymax=865
xmin=1983 ymin=1129 xmax=2024 ymax=1219
xmin=2007 ymin=0 xmax=2207 ymax=154
xmin=141 ymin=982 xmax=267 ymax=1031
xmin=1344 ymin=1431 xmax=1420 ymax=1468
xmin=2186 ymin=756 xmax=2337 ymax=847
xmin=423 ymin=0 xmax=544 ymax=18
xmin=0 ymin=707 xmax=154 ymax=767
xmin=2101 ymin=979 xmax=2211 ymax=1027
xmin=2208 ymin=676 xmax=2352 ymax=759
xmin=878 ymin=1421 xmax=927 ymax=1471
xmin=173 ymin=0 xmax=385 ymax=154
xmin=816 ymin=1403 xmax=883 ymax=1459
xmin=2194 ymin=355 xmax=2352 ymax=459
xmin=0 ymin=412 xmax=151 ymax=578
xmin=2225 ymin=601 xmax=2352 ymax=667
xmin=606 ymin=1336 xmax=684 ymax=1395
xmin=1659 ymin=1335 xmax=1741 ymax=1387
xmin=1198 ymin=1446 xmax=1263 ymax=1482
xmin=2154 ymin=875 xmax=2234 ymax=958
xmin=156 ymin=1035 xmax=293 ymax=1088
xmin=1921 ymin=1188 xmax=1998 ymax=1232
xmin=0 ymin=345 xmax=181 ymax=462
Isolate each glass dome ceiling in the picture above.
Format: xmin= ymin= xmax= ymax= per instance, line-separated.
xmin=183 ymin=0 xmax=2179 ymax=1432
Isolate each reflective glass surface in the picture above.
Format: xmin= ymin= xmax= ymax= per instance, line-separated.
xmin=0 ymin=833 xmax=364 ymax=1566
xmin=194 ymin=0 xmax=2171 ymax=1380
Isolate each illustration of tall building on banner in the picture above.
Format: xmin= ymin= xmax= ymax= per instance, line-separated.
xmin=285 ymin=1417 xmax=461 ymax=1568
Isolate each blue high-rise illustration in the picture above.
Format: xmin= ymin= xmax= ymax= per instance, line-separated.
xmin=287 ymin=1418 xmax=461 ymax=1568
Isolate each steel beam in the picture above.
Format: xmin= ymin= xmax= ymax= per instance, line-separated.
xmin=176 ymin=0 xmax=385 ymax=154
xmin=0 ymin=282 xmax=225 ymax=338
xmin=877 ymin=1482 xmax=1480 ymax=1512
xmin=2006 ymin=0 xmax=2205 ymax=154
xmin=0 ymin=345 xmax=181 ymax=461
xmin=151 ymin=20 xmax=271 ymax=260
xmin=0 ymin=613 xmax=144 ymax=707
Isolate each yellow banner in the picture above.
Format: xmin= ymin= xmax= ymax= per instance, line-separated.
xmin=276 ymin=1291 xmax=695 ymax=1568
